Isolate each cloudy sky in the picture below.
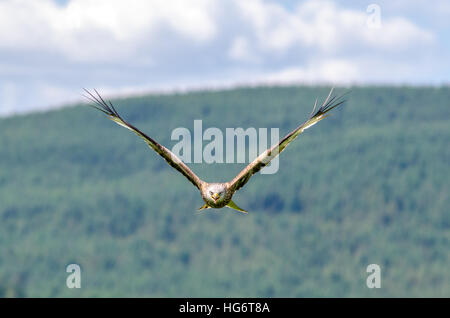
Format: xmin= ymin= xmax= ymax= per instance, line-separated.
xmin=0 ymin=0 xmax=449 ymax=115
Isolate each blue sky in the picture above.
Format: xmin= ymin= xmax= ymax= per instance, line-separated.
xmin=0 ymin=0 xmax=449 ymax=115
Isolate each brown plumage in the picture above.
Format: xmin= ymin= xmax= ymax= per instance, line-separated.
xmin=84 ymin=88 xmax=346 ymax=213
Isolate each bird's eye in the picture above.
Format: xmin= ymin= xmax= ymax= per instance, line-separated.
xmin=209 ymin=191 xmax=213 ymax=195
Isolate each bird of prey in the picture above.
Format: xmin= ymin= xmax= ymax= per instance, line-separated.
xmin=84 ymin=88 xmax=346 ymax=213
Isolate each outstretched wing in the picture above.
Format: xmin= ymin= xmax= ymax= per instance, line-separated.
xmin=84 ymin=89 xmax=204 ymax=190
xmin=227 ymin=88 xmax=347 ymax=192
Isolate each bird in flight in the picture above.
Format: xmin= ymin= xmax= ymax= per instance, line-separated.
xmin=84 ymin=88 xmax=346 ymax=213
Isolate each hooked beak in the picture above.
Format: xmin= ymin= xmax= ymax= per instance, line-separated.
xmin=212 ymin=193 xmax=220 ymax=201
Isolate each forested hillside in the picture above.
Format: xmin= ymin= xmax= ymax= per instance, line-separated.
xmin=0 ymin=86 xmax=448 ymax=297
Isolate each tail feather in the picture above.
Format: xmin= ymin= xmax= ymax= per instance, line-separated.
xmin=226 ymin=200 xmax=248 ymax=214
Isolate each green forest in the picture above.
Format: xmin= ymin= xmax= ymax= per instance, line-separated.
xmin=0 ymin=85 xmax=448 ymax=297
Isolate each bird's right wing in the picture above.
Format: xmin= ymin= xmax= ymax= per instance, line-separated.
xmin=227 ymin=88 xmax=347 ymax=192
xmin=84 ymin=89 xmax=204 ymax=190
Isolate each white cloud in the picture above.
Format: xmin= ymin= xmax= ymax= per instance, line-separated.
xmin=0 ymin=0 xmax=217 ymax=62
xmin=228 ymin=36 xmax=257 ymax=62
xmin=0 ymin=0 xmax=445 ymax=116
xmin=257 ymin=59 xmax=360 ymax=84
xmin=0 ymin=0 xmax=434 ymax=62
xmin=234 ymin=0 xmax=434 ymax=55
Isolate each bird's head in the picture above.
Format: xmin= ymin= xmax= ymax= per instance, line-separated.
xmin=206 ymin=183 xmax=227 ymax=203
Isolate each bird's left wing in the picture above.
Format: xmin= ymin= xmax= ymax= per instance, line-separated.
xmin=227 ymin=88 xmax=347 ymax=192
xmin=84 ymin=89 xmax=204 ymax=190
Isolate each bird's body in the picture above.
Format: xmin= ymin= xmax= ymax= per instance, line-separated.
xmin=84 ymin=88 xmax=346 ymax=213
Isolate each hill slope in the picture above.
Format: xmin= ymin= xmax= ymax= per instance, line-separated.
xmin=0 ymin=86 xmax=448 ymax=297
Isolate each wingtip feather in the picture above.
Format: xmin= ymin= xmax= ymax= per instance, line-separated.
xmin=83 ymin=89 xmax=121 ymax=120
